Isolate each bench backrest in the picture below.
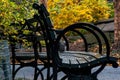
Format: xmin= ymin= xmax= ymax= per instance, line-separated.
xmin=33 ymin=3 xmax=57 ymax=59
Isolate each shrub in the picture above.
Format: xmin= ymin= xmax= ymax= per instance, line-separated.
xmin=48 ymin=0 xmax=111 ymax=29
xmin=0 ymin=0 xmax=36 ymax=36
xmin=108 ymin=2 xmax=114 ymax=18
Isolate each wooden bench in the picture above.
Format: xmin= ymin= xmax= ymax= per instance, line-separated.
xmin=33 ymin=3 xmax=118 ymax=80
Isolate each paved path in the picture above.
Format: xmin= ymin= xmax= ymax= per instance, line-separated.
xmin=97 ymin=66 xmax=120 ymax=80
xmin=13 ymin=66 xmax=120 ymax=80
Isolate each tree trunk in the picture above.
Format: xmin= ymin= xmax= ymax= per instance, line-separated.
xmin=113 ymin=0 xmax=120 ymax=51
xmin=39 ymin=0 xmax=47 ymax=8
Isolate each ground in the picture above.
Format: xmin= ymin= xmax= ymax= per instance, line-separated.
xmin=71 ymin=39 xmax=120 ymax=66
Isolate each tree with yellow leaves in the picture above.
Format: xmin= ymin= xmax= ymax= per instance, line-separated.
xmin=47 ymin=0 xmax=111 ymax=29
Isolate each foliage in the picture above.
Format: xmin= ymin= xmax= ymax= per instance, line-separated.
xmin=108 ymin=2 xmax=114 ymax=18
xmin=0 ymin=0 xmax=37 ymax=36
xmin=48 ymin=0 xmax=111 ymax=29
xmin=0 ymin=0 xmax=113 ymax=38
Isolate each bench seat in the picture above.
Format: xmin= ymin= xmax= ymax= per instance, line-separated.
xmin=59 ymin=51 xmax=118 ymax=69
xmin=12 ymin=51 xmax=117 ymax=69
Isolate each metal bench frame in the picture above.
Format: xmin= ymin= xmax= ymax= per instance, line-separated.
xmin=10 ymin=18 xmax=45 ymax=80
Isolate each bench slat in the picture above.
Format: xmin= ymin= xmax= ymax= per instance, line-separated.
xmin=60 ymin=51 xmax=104 ymax=64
